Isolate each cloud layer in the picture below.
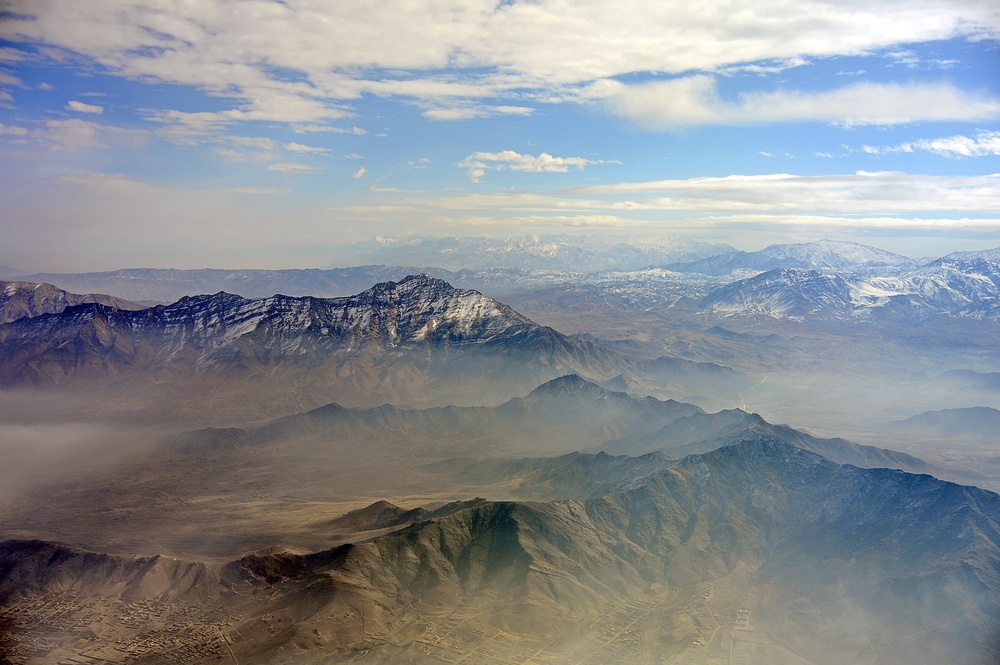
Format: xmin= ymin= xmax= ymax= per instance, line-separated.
xmin=3 ymin=0 xmax=998 ymax=131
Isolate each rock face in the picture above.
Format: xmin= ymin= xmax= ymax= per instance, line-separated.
xmin=0 ymin=280 xmax=141 ymax=324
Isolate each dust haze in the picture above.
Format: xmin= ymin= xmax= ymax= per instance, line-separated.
xmin=1 ymin=241 xmax=999 ymax=664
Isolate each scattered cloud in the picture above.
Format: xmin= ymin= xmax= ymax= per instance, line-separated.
xmin=65 ymin=100 xmax=103 ymax=114
xmin=4 ymin=0 xmax=995 ymax=134
xmin=37 ymin=82 xmax=54 ymax=90
xmin=863 ymin=131 xmax=1000 ymax=158
xmin=459 ymin=150 xmax=612 ymax=183
xmin=351 ymin=166 xmax=366 ymax=179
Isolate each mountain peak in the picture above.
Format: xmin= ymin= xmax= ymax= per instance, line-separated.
xmin=525 ymin=374 xmax=613 ymax=399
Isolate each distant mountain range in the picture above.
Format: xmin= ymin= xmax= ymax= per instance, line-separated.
xmin=892 ymin=406 xmax=1000 ymax=437
xmin=176 ymin=375 xmax=931 ymax=482
xmin=13 ymin=240 xmax=999 ymax=329
xmin=324 ymin=233 xmax=737 ymax=271
xmin=669 ymin=239 xmax=918 ymax=276
xmin=700 ymin=258 xmax=1000 ymax=322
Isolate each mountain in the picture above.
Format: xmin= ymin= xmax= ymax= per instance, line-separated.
xmin=428 ymin=450 xmax=676 ymax=501
xmin=699 ymin=268 xmax=873 ymax=320
xmin=0 ymin=280 xmax=141 ymax=324
xmin=670 ymin=239 xmax=916 ymax=276
xmin=326 ymin=234 xmax=737 ymax=271
xmin=892 ymin=407 xmax=1000 ymax=437
xmin=0 ymin=275 xmax=621 ymax=414
xmin=870 ymin=258 xmax=1000 ymax=321
xmin=604 ymin=406 xmax=933 ymax=474
xmin=177 ymin=374 xmax=705 ymax=460
xmin=3 ymin=440 xmax=998 ymax=664
xmin=943 ymin=245 xmax=1000 ymax=262
xmin=13 ymin=265 xmax=461 ymax=304
xmin=699 ymin=259 xmax=1000 ymax=323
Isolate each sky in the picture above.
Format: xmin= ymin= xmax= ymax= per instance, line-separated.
xmin=0 ymin=0 xmax=998 ymax=272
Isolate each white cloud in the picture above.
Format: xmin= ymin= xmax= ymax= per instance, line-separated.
xmin=3 ymin=0 xmax=996 ymax=133
xmin=65 ymin=100 xmax=103 ymax=114
xmin=268 ymin=162 xmax=319 ymax=174
xmin=863 ymin=131 xmax=1000 ymax=158
xmin=220 ymin=187 xmax=291 ymax=195
xmin=36 ymin=118 xmax=147 ymax=150
xmin=284 ymin=141 xmax=329 ymax=154
xmin=351 ymin=166 xmax=366 ymax=179
xmin=38 ymin=82 xmax=54 ymax=90
xmin=573 ymin=172 xmax=1000 ymax=214
xmin=0 ymin=123 xmax=28 ymax=137
xmin=607 ymin=78 xmax=1000 ymax=128
xmin=459 ymin=150 xmax=610 ymax=182
xmin=422 ymin=104 xmax=534 ymax=121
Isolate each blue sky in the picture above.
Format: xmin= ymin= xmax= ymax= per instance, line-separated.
xmin=0 ymin=0 xmax=998 ymax=271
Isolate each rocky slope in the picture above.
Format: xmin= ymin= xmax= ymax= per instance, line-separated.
xmin=0 ymin=280 xmax=141 ymax=324
xmin=3 ymin=439 xmax=998 ymax=664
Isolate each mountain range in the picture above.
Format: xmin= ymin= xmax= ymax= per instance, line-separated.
xmin=2 ymin=238 xmax=999 ymax=665
xmin=324 ymin=233 xmax=737 ymax=271
xmin=3 ymin=438 xmax=998 ymax=664
xmin=669 ymin=239 xmax=918 ymax=276
xmin=700 ymin=259 xmax=1000 ymax=323
xmin=0 ymin=275 xmax=626 ymax=414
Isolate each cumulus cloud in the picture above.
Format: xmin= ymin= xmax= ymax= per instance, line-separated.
xmin=65 ymin=100 xmax=104 ymax=114
xmin=459 ymin=150 xmax=610 ymax=182
xmin=351 ymin=166 xmax=366 ymax=179
xmin=863 ymin=131 xmax=1000 ymax=158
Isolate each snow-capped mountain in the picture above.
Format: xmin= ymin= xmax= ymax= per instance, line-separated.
xmin=941 ymin=246 xmax=1000 ymax=262
xmin=0 ymin=275 xmax=618 ymax=399
xmin=699 ymin=269 xmax=863 ymax=319
xmin=326 ymin=234 xmax=736 ymax=271
xmin=671 ymin=239 xmax=917 ymax=277
xmin=700 ymin=259 xmax=1000 ymax=323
